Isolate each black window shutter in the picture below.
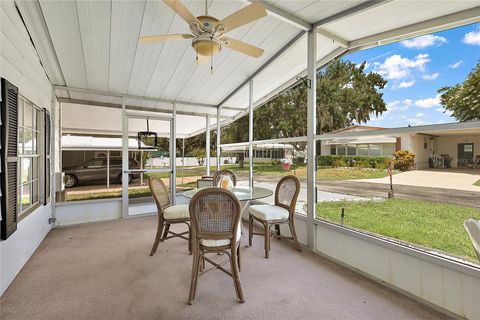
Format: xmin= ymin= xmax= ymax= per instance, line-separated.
xmin=1 ymin=78 xmax=19 ymax=240
xmin=44 ymin=109 xmax=51 ymax=204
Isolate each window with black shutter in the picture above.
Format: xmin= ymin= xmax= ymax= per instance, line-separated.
xmin=1 ymin=78 xmax=19 ymax=240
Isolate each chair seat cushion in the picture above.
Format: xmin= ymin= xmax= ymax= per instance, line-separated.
xmin=200 ymin=224 xmax=242 ymax=247
xmin=249 ymin=205 xmax=289 ymax=221
xmin=164 ymin=204 xmax=190 ymax=220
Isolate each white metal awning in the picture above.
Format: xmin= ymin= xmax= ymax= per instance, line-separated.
xmin=16 ymin=1 xmax=480 ymax=138
xmin=61 ymin=135 xmax=149 ymax=151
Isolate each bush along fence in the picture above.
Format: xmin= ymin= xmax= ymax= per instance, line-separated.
xmin=317 ymin=155 xmax=391 ymax=169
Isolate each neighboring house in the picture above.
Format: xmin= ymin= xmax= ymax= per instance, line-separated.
xmin=319 ymin=122 xmax=480 ymax=169
xmin=221 ymin=143 xmax=294 ymax=163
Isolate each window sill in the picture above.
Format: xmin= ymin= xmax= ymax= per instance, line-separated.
xmin=18 ymin=202 xmax=42 ymax=223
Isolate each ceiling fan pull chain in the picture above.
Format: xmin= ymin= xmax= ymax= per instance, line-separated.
xmin=195 ymin=42 xmax=198 ymax=63
xmin=210 ymin=37 xmax=214 ymax=73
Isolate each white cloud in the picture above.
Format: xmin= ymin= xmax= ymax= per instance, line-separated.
xmin=449 ymin=60 xmax=463 ymax=69
xmin=401 ymin=35 xmax=447 ymax=49
xmin=463 ymin=27 xmax=480 ymax=46
xmin=422 ymin=73 xmax=439 ymax=80
xmin=416 ymin=112 xmax=424 ymax=117
xmin=415 ymin=94 xmax=441 ymax=108
xmin=385 ymin=99 xmax=413 ymax=114
xmin=403 ymin=99 xmax=413 ymax=107
xmin=396 ymin=80 xmax=416 ymax=88
xmin=374 ymin=54 xmax=430 ymax=81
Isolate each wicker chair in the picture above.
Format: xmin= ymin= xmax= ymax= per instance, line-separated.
xmin=248 ymin=175 xmax=301 ymax=258
xmin=149 ymin=176 xmax=191 ymax=256
xmin=188 ymin=188 xmax=244 ymax=304
xmin=196 ymin=176 xmax=214 ymax=188
xmin=213 ymin=169 xmax=237 ymax=187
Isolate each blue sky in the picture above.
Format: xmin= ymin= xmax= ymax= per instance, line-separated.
xmin=343 ymin=23 xmax=480 ymax=128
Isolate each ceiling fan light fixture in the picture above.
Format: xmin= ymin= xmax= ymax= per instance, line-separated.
xmin=192 ymin=38 xmax=221 ymax=57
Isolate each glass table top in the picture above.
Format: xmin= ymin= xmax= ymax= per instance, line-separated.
xmin=182 ymin=186 xmax=273 ymax=201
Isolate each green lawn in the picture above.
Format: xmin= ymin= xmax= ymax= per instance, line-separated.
xmin=474 ymin=179 xmax=480 ymax=187
xmin=317 ymin=199 xmax=480 ymax=262
xmin=222 ymin=163 xmax=391 ymax=181
xmin=66 ymin=164 xmax=390 ymax=201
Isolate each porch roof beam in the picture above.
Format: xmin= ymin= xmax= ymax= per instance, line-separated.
xmin=57 ymin=98 xmax=233 ymax=119
xmin=316 ymin=29 xmax=349 ymax=48
xmin=312 ymin=0 xmax=393 ymax=28
xmin=348 ymin=6 xmax=480 ymax=50
xmin=217 ymin=30 xmax=306 ymax=108
xmin=53 ymin=85 xmax=218 ymax=109
xmin=247 ymin=1 xmax=312 ymax=31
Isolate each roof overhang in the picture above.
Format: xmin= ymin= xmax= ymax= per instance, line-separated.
xmin=317 ymin=121 xmax=480 ymax=140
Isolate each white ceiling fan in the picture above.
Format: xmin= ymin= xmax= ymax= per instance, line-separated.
xmin=140 ymin=0 xmax=267 ymax=68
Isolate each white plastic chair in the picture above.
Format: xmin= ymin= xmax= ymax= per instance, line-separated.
xmin=464 ymin=218 xmax=480 ymax=262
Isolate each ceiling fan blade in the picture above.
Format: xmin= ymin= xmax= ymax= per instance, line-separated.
xmin=218 ymin=3 xmax=267 ymax=33
xmin=139 ymin=34 xmax=194 ymax=43
xmin=196 ymin=55 xmax=209 ymax=65
xmin=163 ymin=0 xmax=201 ymax=27
xmin=222 ymin=37 xmax=264 ymax=58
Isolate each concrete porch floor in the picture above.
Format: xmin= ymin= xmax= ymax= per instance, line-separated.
xmin=1 ymin=217 xmax=450 ymax=320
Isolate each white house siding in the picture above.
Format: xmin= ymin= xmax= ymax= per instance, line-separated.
xmin=436 ymin=135 xmax=480 ymax=168
xmin=408 ymin=134 xmax=434 ymax=169
xmin=0 ymin=0 xmax=54 ymax=295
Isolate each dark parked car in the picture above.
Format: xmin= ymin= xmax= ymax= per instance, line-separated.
xmin=64 ymin=157 xmax=140 ymax=188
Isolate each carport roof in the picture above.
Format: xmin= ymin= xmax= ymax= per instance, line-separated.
xmin=16 ymin=1 xmax=480 ymax=138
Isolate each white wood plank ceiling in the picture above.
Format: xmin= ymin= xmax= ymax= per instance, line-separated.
xmin=16 ymin=0 xmax=480 ymax=137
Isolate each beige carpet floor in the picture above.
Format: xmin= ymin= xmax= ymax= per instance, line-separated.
xmin=1 ymin=216 xmax=450 ymax=320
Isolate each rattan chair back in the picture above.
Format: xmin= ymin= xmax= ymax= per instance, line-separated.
xmin=213 ymin=169 xmax=237 ymax=186
xmin=189 ymin=188 xmax=241 ymax=244
xmin=149 ymin=176 xmax=171 ymax=218
xmin=275 ymin=175 xmax=301 ymax=216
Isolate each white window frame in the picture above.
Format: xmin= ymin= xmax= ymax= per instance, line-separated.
xmin=17 ymin=96 xmax=43 ymax=217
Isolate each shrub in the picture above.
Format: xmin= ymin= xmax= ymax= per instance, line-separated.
xmin=393 ymin=150 xmax=416 ymax=171
xmin=317 ymin=155 xmax=391 ymax=169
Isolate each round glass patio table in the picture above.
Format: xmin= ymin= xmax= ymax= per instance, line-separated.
xmin=183 ymin=186 xmax=273 ymax=201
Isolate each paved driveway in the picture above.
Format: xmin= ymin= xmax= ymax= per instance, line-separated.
xmin=352 ymin=169 xmax=480 ymax=192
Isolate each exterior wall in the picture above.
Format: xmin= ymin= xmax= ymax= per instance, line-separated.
xmin=409 ymin=134 xmax=433 ymax=169
xmin=436 ymin=135 xmax=480 ymax=168
xmin=316 ymin=221 xmax=480 ymax=320
xmin=320 ymin=140 xmax=330 ymax=155
xmin=55 ymin=199 xmax=122 ymax=227
xmin=0 ymin=0 xmax=54 ymax=295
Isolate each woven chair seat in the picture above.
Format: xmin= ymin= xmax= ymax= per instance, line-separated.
xmin=164 ymin=204 xmax=190 ymax=220
xmin=249 ymin=204 xmax=289 ymax=221
xmin=200 ymin=226 xmax=242 ymax=247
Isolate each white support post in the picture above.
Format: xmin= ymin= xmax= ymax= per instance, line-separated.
xmin=121 ymin=96 xmax=128 ymax=219
xmin=181 ymin=138 xmax=185 ymax=185
xmin=306 ymin=29 xmax=317 ymax=250
xmin=106 ymin=150 xmax=110 ymax=188
xmin=140 ymin=150 xmax=144 ymax=185
xmin=216 ymin=107 xmax=221 ymax=170
xmin=248 ymin=80 xmax=254 ymax=188
xmin=205 ymin=114 xmax=211 ymax=176
xmin=171 ymin=103 xmax=177 ymax=205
